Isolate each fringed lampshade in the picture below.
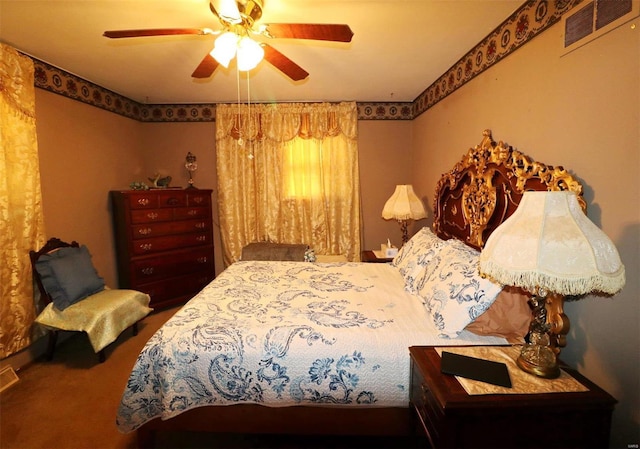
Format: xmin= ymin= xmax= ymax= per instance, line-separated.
xmin=480 ymin=191 xmax=625 ymax=295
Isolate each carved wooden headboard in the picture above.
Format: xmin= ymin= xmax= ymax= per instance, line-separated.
xmin=433 ymin=129 xmax=585 ymax=250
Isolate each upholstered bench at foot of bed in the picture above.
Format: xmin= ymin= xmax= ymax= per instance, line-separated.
xmin=241 ymin=242 xmax=308 ymax=261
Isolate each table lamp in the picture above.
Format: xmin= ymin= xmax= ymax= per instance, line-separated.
xmin=479 ymin=191 xmax=625 ymax=378
xmin=185 ymin=152 xmax=198 ymax=189
xmin=382 ymin=185 xmax=427 ymax=244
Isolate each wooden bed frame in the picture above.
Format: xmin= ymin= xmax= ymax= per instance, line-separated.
xmin=136 ymin=129 xmax=584 ymax=448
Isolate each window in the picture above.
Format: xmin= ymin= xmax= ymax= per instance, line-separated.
xmin=283 ymin=138 xmax=324 ymax=200
xmin=216 ymin=102 xmax=361 ymax=264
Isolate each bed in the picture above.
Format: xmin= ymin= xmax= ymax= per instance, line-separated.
xmin=117 ymin=130 xmax=584 ymax=447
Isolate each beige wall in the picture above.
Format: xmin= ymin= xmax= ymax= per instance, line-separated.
xmin=35 ymin=89 xmax=144 ymax=287
xmin=357 ymin=120 xmax=417 ymax=250
xmin=411 ymin=18 xmax=639 ymax=447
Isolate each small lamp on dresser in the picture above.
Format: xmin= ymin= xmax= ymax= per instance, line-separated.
xmin=382 ymin=185 xmax=427 ymax=244
xmin=479 ymin=190 xmax=625 ymax=378
xmin=185 ymin=152 xmax=198 ymax=189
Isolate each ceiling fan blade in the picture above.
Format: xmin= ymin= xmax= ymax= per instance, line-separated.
xmin=103 ymin=28 xmax=212 ymax=38
xmin=263 ymin=24 xmax=353 ymax=42
xmin=262 ymin=44 xmax=309 ymax=81
xmin=192 ymin=54 xmax=220 ymax=78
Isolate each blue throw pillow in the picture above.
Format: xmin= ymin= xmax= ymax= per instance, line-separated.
xmin=35 ymin=245 xmax=105 ymax=310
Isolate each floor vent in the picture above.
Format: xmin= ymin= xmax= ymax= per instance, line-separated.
xmin=0 ymin=366 xmax=19 ymax=393
xmin=562 ymin=0 xmax=638 ymax=54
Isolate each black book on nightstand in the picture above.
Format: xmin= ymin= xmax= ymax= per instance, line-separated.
xmin=440 ymin=351 xmax=512 ymax=388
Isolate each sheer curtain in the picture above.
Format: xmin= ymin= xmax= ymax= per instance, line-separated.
xmin=216 ymin=102 xmax=361 ymax=266
xmin=0 ymin=44 xmax=47 ymax=359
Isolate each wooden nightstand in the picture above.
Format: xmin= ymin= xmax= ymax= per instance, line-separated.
xmin=409 ymin=346 xmax=616 ymax=449
xmin=361 ymin=250 xmax=394 ymax=263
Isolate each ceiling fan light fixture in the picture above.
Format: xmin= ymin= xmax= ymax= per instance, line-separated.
xmin=236 ymin=36 xmax=264 ymax=71
xmin=213 ymin=0 xmax=243 ymax=24
xmin=210 ymin=31 xmax=239 ymax=68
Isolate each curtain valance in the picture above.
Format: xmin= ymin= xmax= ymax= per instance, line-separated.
xmin=216 ymin=102 xmax=358 ymax=142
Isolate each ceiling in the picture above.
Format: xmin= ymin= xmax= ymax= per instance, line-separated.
xmin=0 ymin=0 xmax=523 ymax=105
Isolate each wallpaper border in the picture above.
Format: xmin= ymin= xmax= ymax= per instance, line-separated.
xmin=30 ymin=0 xmax=581 ymax=122
xmin=412 ymin=0 xmax=580 ymax=117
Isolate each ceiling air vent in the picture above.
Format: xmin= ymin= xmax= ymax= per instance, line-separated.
xmin=562 ymin=0 xmax=638 ymax=53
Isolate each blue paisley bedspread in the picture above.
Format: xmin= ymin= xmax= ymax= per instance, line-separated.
xmin=117 ymin=261 xmax=506 ymax=433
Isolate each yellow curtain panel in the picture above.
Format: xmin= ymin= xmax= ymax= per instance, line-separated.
xmin=0 ymin=43 xmax=47 ymax=359
xmin=216 ymin=102 xmax=361 ymax=266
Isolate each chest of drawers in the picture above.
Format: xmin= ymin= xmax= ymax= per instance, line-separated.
xmin=110 ymin=189 xmax=215 ymax=309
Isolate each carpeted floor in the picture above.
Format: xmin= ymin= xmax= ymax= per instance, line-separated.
xmin=0 ymin=307 xmax=425 ymax=449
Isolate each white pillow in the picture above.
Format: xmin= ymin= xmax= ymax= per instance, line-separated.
xmin=415 ymin=239 xmax=503 ymax=338
xmin=391 ymin=227 xmax=447 ymax=293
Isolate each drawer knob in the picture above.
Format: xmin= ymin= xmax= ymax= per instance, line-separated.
xmin=141 ymin=267 xmax=154 ymax=275
xmin=137 ymin=198 xmax=150 ymax=206
xmin=138 ymin=228 xmax=152 ymax=235
xmin=196 ymin=236 xmax=206 ymax=242
xmin=195 ymin=222 xmax=206 ymax=229
xmin=188 ymin=209 xmax=198 ymax=216
xmin=197 ymin=257 xmax=208 ymax=263
xmin=193 ymin=197 xmax=204 ymax=204
xmin=420 ymin=383 xmax=430 ymax=401
xmin=139 ymin=243 xmax=153 ymax=251
xmin=167 ymin=197 xmax=179 ymax=205
xmin=146 ymin=212 xmax=159 ymax=220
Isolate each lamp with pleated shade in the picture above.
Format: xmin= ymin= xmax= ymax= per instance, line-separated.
xmin=382 ymin=185 xmax=427 ymax=244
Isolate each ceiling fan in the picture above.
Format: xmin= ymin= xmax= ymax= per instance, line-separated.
xmin=103 ymin=0 xmax=354 ymax=81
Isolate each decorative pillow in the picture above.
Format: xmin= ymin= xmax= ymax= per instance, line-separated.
xmin=464 ymin=286 xmax=532 ymax=343
xmin=391 ymin=227 xmax=447 ymax=293
xmin=35 ymin=245 xmax=105 ymax=311
xmin=415 ymin=239 xmax=503 ymax=338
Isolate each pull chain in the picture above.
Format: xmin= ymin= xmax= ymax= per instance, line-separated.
xmin=246 ymin=71 xmax=254 ymax=160
xmin=236 ymin=65 xmax=243 ymax=147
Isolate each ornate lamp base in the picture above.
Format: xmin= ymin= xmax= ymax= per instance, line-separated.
xmin=398 ymin=219 xmax=409 ymax=244
xmin=186 ymin=177 xmax=197 ymax=189
xmin=517 ymin=343 xmax=560 ymax=379
xmin=516 ymin=293 xmax=564 ymax=379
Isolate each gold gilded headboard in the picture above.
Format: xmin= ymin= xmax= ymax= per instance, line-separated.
xmin=434 ymin=129 xmax=585 ymax=250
